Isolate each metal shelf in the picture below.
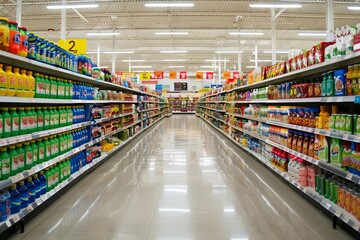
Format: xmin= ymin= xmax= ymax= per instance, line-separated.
xmin=0 ymin=96 xmax=138 ymax=104
xmin=197 ymin=106 xmax=226 ymax=112
xmin=138 ymin=107 xmax=160 ymax=113
xmin=201 ymin=111 xmax=227 ymax=124
xmin=198 ymin=100 xmax=227 ymax=103
xmin=227 ymin=113 xmax=263 ymax=122
xmin=227 ymin=96 xmax=356 ymax=104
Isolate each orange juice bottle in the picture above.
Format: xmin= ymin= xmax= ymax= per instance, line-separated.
xmin=0 ymin=64 xmax=7 ymax=96
xmin=27 ymin=71 xmax=35 ymax=98
xmin=20 ymin=69 xmax=29 ymax=98
xmin=13 ymin=68 xmax=23 ymax=97
xmin=5 ymin=66 xmax=16 ymax=97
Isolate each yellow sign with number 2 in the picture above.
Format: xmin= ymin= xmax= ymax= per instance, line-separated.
xmin=58 ymin=39 xmax=87 ymax=55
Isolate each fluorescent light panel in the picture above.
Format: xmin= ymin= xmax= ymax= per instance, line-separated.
xmin=298 ymin=33 xmax=327 ymax=36
xmin=47 ymin=4 xmax=99 ymax=9
xmin=205 ymin=59 xmax=229 ymax=62
xmin=103 ymin=51 xmax=134 ymax=54
xmin=155 ymin=32 xmax=189 ymax=35
xmin=215 ymin=50 xmax=243 ymax=54
xmin=229 ymin=32 xmax=264 ymax=36
xmin=347 ymin=6 xmax=360 ymax=10
xmin=145 ymin=3 xmax=194 ymax=7
xmin=121 ymin=60 xmax=145 ymax=62
xmin=250 ymin=59 xmax=272 ymax=62
xmin=160 ymin=50 xmax=188 ymax=53
xmin=246 ymin=66 xmax=256 ymax=68
xmin=87 ymin=32 xmax=120 ymax=36
xmin=131 ymin=66 xmax=153 ymax=69
xmin=249 ymin=3 xmax=302 ymax=8
xmin=169 ymin=66 xmax=185 ymax=68
xmin=263 ymin=50 xmax=289 ymax=54
xmin=163 ymin=59 xmax=186 ymax=62
xmin=201 ymin=66 xmax=214 ymax=68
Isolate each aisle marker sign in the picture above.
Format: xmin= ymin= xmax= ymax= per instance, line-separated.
xmin=139 ymin=72 xmax=151 ymax=81
xmin=196 ymin=72 xmax=203 ymax=80
xmin=170 ymin=71 xmax=177 ymax=79
xmin=223 ymin=71 xmax=231 ymax=79
xmin=180 ymin=71 xmax=187 ymax=79
xmin=58 ymin=39 xmax=87 ymax=55
xmin=233 ymin=72 xmax=240 ymax=79
xmin=153 ymin=71 xmax=164 ymax=79
xmin=206 ymin=72 xmax=213 ymax=80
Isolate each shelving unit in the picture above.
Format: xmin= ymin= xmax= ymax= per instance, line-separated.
xmin=168 ymin=97 xmax=199 ymax=113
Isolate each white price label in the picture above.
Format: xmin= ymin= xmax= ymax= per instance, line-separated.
xmin=41 ymin=195 xmax=47 ymax=202
xmin=0 ymin=139 xmax=6 ymax=146
xmin=35 ymin=199 xmax=42 ymax=206
xmin=342 ymin=215 xmax=350 ymax=223
xmin=346 ymin=173 xmax=354 ymax=181
xmin=336 ymin=97 xmax=344 ymax=102
xmin=335 ymin=210 xmax=341 ymax=217
xmin=12 ymin=215 xmax=20 ymax=223
xmin=7 ymin=138 xmax=17 ymax=144
xmin=5 ymin=220 xmax=11 ymax=227
xmin=353 ymin=222 xmax=360 ymax=231
xmin=27 ymin=205 xmax=33 ymax=212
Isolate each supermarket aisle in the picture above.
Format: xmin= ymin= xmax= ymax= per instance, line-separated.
xmin=10 ymin=115 xmax=353 ymax=240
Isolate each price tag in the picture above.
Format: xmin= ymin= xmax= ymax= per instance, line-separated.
xmin=35 ymin=199 xmax=42 ymax=206
xmin=41 ymin=195 xmax=47 ymax=202
xmin=12 ymin=215 xmax=20 ymax=223
xmin=27 ymin=205 xmax=33 ymax=212
xmin=346 ymin=173 xmax=354 ymax=181
xmin=342 ymin=215 xmax=350 ymax=223
xmin=355 ymin=96 xmax=360 ymax=104
xmin=7 ymin=138 xmax=18 ymax=145
xmin=335 ymin=210 xmax=341 ymax=217
xmin=353 ymin=221 xmax=360 ymax=231
xmin=49 ymin=190 xmax=55 ymax=196
xmin=5 ymin=220 xmax=11 ymax=227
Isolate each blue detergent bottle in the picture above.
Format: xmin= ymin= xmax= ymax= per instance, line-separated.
xmin=0 ymin=191 xmax=7 ymax=221
xmin=39 ymin=171 xmax=46 ymax=195
xmin=10 ymin=184 xmax=20 ymax=214
xmin=18 ymin=181 xmax=28 ymax=209
xmin=26 ymin=177 xmax=36 ymax=203
xmin=3 ymin=190 xmax=11 ymax=217
xmin=32 ymin=174 xmax=41 ymax=199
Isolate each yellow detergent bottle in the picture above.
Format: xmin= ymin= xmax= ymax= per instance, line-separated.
xmin=20 ymin=69 xmax=29 ymax=98
xmin=26 ymin=71 xmax=35 ymax=98
xmin=5 ymin=66 xmax=16 ymax=97
xmin=13 ymin=68 xmax=23 ymax=97
xmin=0 ymin=64 xmax=7 ymax=96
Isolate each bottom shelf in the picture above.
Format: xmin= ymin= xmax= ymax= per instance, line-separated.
xmin=199 ymin=116 xmax=360 ymax=236
xmin=0 ymin=116 xmax=167 ymax=235
xmin=172 ymin=111 xmax=196 ymax=114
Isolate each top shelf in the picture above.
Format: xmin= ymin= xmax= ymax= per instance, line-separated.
xmin=0 ymin=51 xmax=161 ymax=99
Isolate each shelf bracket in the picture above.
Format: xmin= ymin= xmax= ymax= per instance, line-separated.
xmin=332 ymin=215 xmax=338 ymax=229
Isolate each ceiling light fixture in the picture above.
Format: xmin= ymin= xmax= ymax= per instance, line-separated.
xmin=215 ymin=50 xmax=243 ymax=54
xmin=121 ymin=60 xmax=145 ymax=62
xmin=205 ymin=59 xmax=230 ymax=62
xmin=145 ymin=3 xmax=194 ymax=7
xmin=347 ymin=6 xmax=360 ymax=10
xmin=155 ymin=32 xmax=189 ymax=35
xmin=160 ymin=50 xmax=188 ymax=53
xmin=250 ymin=59 xmax=272 ymax=62
xmin=103 ymin=51 xmax=134 ymax=54
xmin=131 ymin=66 xmax=153 ymax=69
xmin=297 ymin=33 xmax=327 ymax=36
xmin=229 ymin=32 xmax=264 ymax=36
xmin=87 ymin=32 xmax=120 ymax=36
xmin=246 ymin=66 xmax=256 ymax=69
xmin=201 ymin=66 xmax=215 ymax=68
xmin=163 ymin=59 xmax=186 ymax=62
xmin=249 ymin=3 xmax=302 ymax=8
xmin=47 ymin=4 xmax=99 ymax=9
xmin=263 ymin=50 xmax=289 ymax=54
xmin=169 ymin=66 xmax=185 ymax=68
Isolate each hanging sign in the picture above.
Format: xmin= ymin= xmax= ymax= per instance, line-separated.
xmin=196 ymin=72 xmax=203 ymax=80
xmin=180 ymin=71 xmax=187 ymax=80
xmin=233 ymin=71 xmax=240 ymax=79
xmin=139 ymin=72 xmax=151 ymax=81
xmin=121 ymin=72 xmax=135 ymax=81
xmin=170 ymin=71 xmax=177 ymax=79
xmin=206 ymin=72 xmax=214 ymax=80
xmin=223 ymin=71 xmax=231 ymax=79
xmin=153 ymin=71 xmax=164 ymax=79
xmin=58 ymin=39 xmax=87 ymax=55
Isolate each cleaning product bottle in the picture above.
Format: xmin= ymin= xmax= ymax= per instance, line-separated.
xmin=48 ymin=107 xmax=54 ymax=129
xmin=18 ymin=107 xmax=27 ymax=135
xmin=43 ymin=137 xmax=51 ymax=161
xmin=353 ymin=64 xmax=359 ymax=95
xmin=36 ymin=107 xmax=43 ymax=131
xmin=42 ymin=74 xmax=50 ymax=98
xmin=330 ymin=138 xmax=342 ymax=167
xmin=63 ymin=80 xmax=69 ymax=99
xmin=10 ymin=107 xmax=19 ymax=137
xmin=8 ymin=145 xmax=18 ymax=176
xmin=32 ymin=174 xmax=41 ymax=199
xmin=67 ymin=132 xmax=73 ymax=151
xmin=0 ymin=147 xmax=10 ymax=180
xmin=39 ymin=171 xmax=46 ymax=195
xmin=58 ymin=134 xmax=64 ymax=155
xmin=5 ymin=66 xmax=16 ymax=97
xmin=318 ymin=135 xmax=329 ymax=162
xmin=54 ymin=107 xmax=60 ymax=128
xmin=26 ymin=177 xmax=35 ymax=203
xmin=68 ymin=80 xmax=73 ymax=99
xmin=20 ymin=69 xmax=29 ymax=98
xmin=54 ymin=134 xmax=59 ymax=156
xmin=27 ymin=71 xmax=35 ymax=98
xmin=49 ymin=136 xmax=56 ymax=158
xmin=53 ymin=164 xmax=59 ymax=188
xmin=57 ymin=78 xmax=64 ymax=99
xmin=44 ymin=168 xmax=52 ymax=192
xmin=10 ymin=184 xmax=20 ymax=214
xmin=18 ymin=181 xmax=28 ymax=209
xmin=31 ymin=107 xmax=37 ymax=133
xmin=24 ymin=107 xmax=31 ymax=134
xmin=34 ymin=73 xmax=44 ymax=98
xmin=13 ymin=68 xmax=23 ymax=97
xmin=0 ymin=109 xmax=3 ymax=138
xmin=49 ymin=166 xmax=55 ymax=190
xmin=23 ymin=142 xmax=33 ymax=170
xmin=15 ymin=143 xmax=24 ymax=173
xmin=30 ymin=140 xmax=38 ymax=166
xmin=36 ymin=139 xmax=44 ymax=164
xmin=50 ymin=76 xmax=58 ymax=99
xmin=2 ymin=108 xmax=10 ymax=138
xmin=0 ymin=64 xmax=7 ymax=96
xmin=42 ymin=107 xmax=50 ymax=130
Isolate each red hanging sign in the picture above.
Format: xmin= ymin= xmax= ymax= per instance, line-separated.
xmin=153 ymin=71 xmax=164 ymax=79
xmin=233 ymin=71 xmax=240 ymax=79
xmin=206 ymin=72 xmax=214 ymax=79
xmin=180 ymin=71 xmax=187 ymax=79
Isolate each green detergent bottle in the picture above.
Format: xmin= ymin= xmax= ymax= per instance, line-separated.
xmin=8 ymin=145 xmax=18 ymax=176
xmin=36 ymin=107 xmax=44 ymax=131
xmin=45 ymin=168 xmax=52 ymax=192
xmin=57 ymin=78 xmax=64 ymax=99
xmin=54 ymin=107 xmax=60 ymax=128
xmin=15 ymin=144 xmax=24 ymax=173
xmin=0 ymin=110 xmax=3 ymax=139
xmin=34 ymin=73 xmax=44 ymax=98
xmin=31 ymin=107 xmax=37 ymax=133
xmin=10 ymin=107 xmax=19 ymax=137
xmin=18 ymin=107 xmax=27 ymax=135
xmin=54 ymin=135 xmax=59 ymax=156
xmin=53 ymin=164 xmax=59 ymax=188
xmin=50 ymin=77 xmax=58 ymax=99
xmin=30 ymin=140 xmax=38 ymax=166
xmin=24 ymin=142 xmax=33 ymax=170
xmin=36 ymin=139 xmax=45 ymax=164
xmin=43 ymin=75 xmax=51 ymax=98
xmin=43 ymin=137 xmax=51 ymax=161
xmin=2 ymin=108 xmax=11 ymax=138
xmin=66 ymin=106 xmax=72 ymax=126
xmin=42 ymin=107 xmax=50 ymax=130
xmin=1 ymin=147 xmax=10 ymax=180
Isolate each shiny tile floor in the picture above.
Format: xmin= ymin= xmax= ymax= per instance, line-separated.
xmin=9 ymin=115 xmax=354 ymax=240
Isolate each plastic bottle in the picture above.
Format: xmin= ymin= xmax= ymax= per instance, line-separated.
xmin=36 ymin=139 xmax=44 ymax=164
xmin=54 ymin=107 xmax=60 ymax=128
xmin=54 ymin=135 xmax=60 ymax=156
xmin=8 ymin=21 xmax=20 ymax=55
xmin=68 ymin=80 xmax=73 ymax=99
xmin=43 ymin=74 xmax=50 ymax=98
xmin=10 ymin=184 xmax=20 ymax=214
xmin=327 ymin=71 xmax=335 ymax=96
xmin=10 ymin=107 xmax=19 ymax=136
xmin=0 ymin=17 xmax=9 ymax=52
xmin=0 ymin=110 xmax=3 ymax=139
xmin=15 ymin=143 xmax=24 ymax=173
xmin=0 ymin=64 xmax=8 ymax=96
xmin=26 ymin=71 xmax=35 ymax=98
xmin=321 ymin=73 xmax=327 ymax=97
xmin=32 ymin=174 xmax=41 ymax=199
xmin=24 ymin=107 xmax=32 ymax=134
xmin=58 ymin=161 xmax=64 ymax=183
xmin=20 ymin=69 xmax=29 ymax=98
xmin=13 ymin=68 xmax=23 ymax=97
xmin=57 ymin=78 xmax=64 ymax=99
xmin=18 ymin=107 xmax=27 ymax=135
xmin=49 ymin=167 xmax=55 ymax=190
xmin=67 ymin=132 xmax=73 ymax=151
xmin=0 ymin=147 xmax=10 ymax=180
xmin=49 ymin=136 xmax=56 ymax=158
xmin=66 ymin=106 xmax=72 ymax=125
xmin=34 ymin=73 xmax=43 ymax=98
xmin=63 ymin=80 xmax=69 ymax=99
xmin=48 ymin=107 xmax=54 ymax=129
xmin=53 ymin=164 xmax=59 ymax=188
xmin=18 ymin=181 xmax=28 ymax=209
xmin=42 ymin=107 xmax=50 ymax=130
xmin=2 ymin=108 xmax=11 ymax=138
xmin=30 ymin=140 xmax=38 ymax=166
xmin=43 ymin=137 xmax=51 ymax=161
xmin=18 ymin=26 xmax=28 ymax=57
xmin=31 ymin=107 xmax=37 ymax=133
xmin=26 ymin=177 xmax=35 ymax=203
xmin=50 ymin=76 xmax=58 ymax=99
xmin=38 ymin=171 xmax=46 ymax=195
xmin=45 ymin=168 xmax=52 ymax=192
xmin=5 ymin=66 xmax=16 ymax=97
xmin=23 ymin=142 xmax=33 ymax=170
xmin=35 ymin=107 xmax=44 ymax=131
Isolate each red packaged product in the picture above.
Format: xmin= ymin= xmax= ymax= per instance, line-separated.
xmin=301 ymin=51 xmax=308 ymax=68
xmin=291 ymin=57 xmax=297 ymax=72
xmin=286 ymin=59 xmax=292 ymax=73
xmin=296 ymin=54 xmax=302 ymax=70
xmin=279 ymin=61 xmax=286 ymax=75
xmin=314 ymin=41 xmax=335 ymax=64
xmin=307 ymin=48 xmax=315 ymax=66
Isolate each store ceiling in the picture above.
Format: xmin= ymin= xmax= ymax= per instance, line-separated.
xmin=1 ymin=0 xmax=360 ymax=73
